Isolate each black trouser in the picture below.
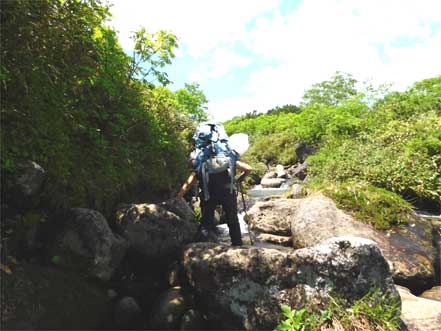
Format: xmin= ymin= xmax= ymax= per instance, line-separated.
xmin=200 ymin=190 xmax=242 ymax=246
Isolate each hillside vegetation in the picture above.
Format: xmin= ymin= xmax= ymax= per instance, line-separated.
xmin=225 ymin=73 xmax=441 ymax=228
xmin=1 ymin=0 xmax=207 ymax=216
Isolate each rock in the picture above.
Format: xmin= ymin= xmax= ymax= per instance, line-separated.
xmin=288 ymin=161 xmax=308 ymax=180
xmin=1 ymin=263 xmax=111 ymax=330
xmin=149 ymin=287 xmax=187 ymax=330
xmin=262 ymin=171 xmax=277 ymax=180
xmin=260 ymin=177 xmax=286 ymax=188
xmin=396 ymin=285 xmax=441 ymax=331
xmin=49 ymin=208 xmax=128 ymax=281
xmin=275 ymin=165 xmax=289 ymax=179
xmin=248 ymin=199 xmax=298 ymax=236
xmin=290 ymin=194 xmax=435 ymax=292
xmin=420 ymin=286 xmax=441 ymax=302
xmin=291 ymin=184 xmax=304 ymax=199
xmin=180 ymin=309 xmax=207 ymax=330
xmin=167 ymin=262 xmax=181 ymax=287
xmin=294 ymin=142 xmax=314 ymax=163
xmin=115 ymin=202 xmax=197 ymax=270
xmin=11 ymin=161 xmax=45 ymax=201
xmin=431 ymin=219 xmax=441 ymax=284
xmin=256 ymin=233 xmax=292 ymax=246
xmin=114 ymin=296 xmax=143 ymax=330
xmin=160 ymin=197 xmax=195 ymax=222
xmin=182 ymin=236 xmax=399 ymax=331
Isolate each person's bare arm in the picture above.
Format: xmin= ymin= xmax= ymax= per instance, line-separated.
xmin=176 ymin=172 xmax=197 ymax=199
xmin=236 ymin=160 xmax=252 ymax=183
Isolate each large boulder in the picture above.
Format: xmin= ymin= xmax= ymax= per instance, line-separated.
xmin=48 ymin=208 xmax=128 ymax=281
xmin=288 ymin=161 xmax=308 ymax=180
xmin=115 ymin=202 xmax=197 ymax=269
xmin=290 ymin=194 xmax=435 ymax=291
xmin=159 ymin=197 xmax=195 ymax=223
xmin=247 ymin=198 xmax=298 ymax=236
xmin=1 ymin=263 xmax=111 ymax=330
xmin=113 ymin=296 xmax=143 ymax=330
xmin=396 ymin=285 xmax=441 ymax=331
xmin=181 ymin=236 xmax=398 ymax=331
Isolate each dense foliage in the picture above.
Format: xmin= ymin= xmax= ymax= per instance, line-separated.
xmin=1 ymin=0 xmax=207 ymax=216
xmin=225 ymin=75 xmax=441 ymax=226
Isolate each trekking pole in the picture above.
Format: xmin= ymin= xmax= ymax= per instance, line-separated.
xmin=238 ymin=182 xmax=254 ymax=245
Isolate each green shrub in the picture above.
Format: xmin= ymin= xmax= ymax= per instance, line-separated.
xmin=276 ymin=289 xmax=401 ymax=331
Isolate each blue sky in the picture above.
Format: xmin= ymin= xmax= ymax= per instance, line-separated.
xmin=108 ymin=0 xmax=441 ymax=122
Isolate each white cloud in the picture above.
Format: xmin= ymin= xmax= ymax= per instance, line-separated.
xmin=108 ymin=0 xmax=441 ymax=122
xmin=108 ymin=0 xmax=280 ymax=57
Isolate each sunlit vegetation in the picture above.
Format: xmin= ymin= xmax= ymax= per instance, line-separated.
xmin=225 ymin=73 xmax=441 ymax=226
xmin=1 ymin=0 xmax=207 ymax=215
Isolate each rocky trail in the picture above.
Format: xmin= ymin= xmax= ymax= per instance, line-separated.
xmin=1 ymin=161 xmax=440 ymax=330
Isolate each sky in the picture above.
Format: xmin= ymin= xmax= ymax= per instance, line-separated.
xmin=107 ymin=0 xmax=441 ymax=122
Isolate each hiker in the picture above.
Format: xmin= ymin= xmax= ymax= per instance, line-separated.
xmin=176 ymin=123 xmax=252 ymax=246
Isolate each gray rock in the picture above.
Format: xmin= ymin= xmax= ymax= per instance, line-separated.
xmin=294 ymin=142 xmax=314 ymax=162
xmin=256 ymin=233 xmax=292 ymax=246
xmin=49 ymin=208 xmax=128 ymax=281
xmin=115 ymin=202 xmax=197 ymax=268
xmin=160 ymin=197 xmax=195 ymax=222
xmin=288 ymin=161 xmax=308 ymax=180
xmin=149 ymin=287 xmax=187 ymax=330
xmin=275 ymin=165 xmax=289 ymax=178
xmin=182 ymin=237 xmax=399 ymax=331
xmin=13 ymin=161 xmax=45 ymax=198
xmin=1 ymin=263 xmax=110 ymax=330
xmin=420 ymin=286 xmax=441 ymax=302
xmin=396 ymin=285 xmax=441 ymax=331
xmin=290 ymin=193 xmax=435 ymax=291
xmin=262 ymin=171 xmax=277 ymax=180
xmin=260 ymin=177 xmax=286 ymax=188
xmin=8 ymin=161 xmax=45 ymax=208
xmin=114 ymin=296 xmax=143 ymax=330
xmin=291 ymin=184 xmax=304 ymax=199
xmin=248 ymin=198 xmax=298 ymax=236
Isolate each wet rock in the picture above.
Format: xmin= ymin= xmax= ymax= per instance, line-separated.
xmin=149 ymin=287 xmax=187 ymax=330
xmin=260 ymin=177 xmax=286 ymax=188
xmin=49 ymin=208 xmax=128 ymax=281
xmin=182 ymin=236 xmax=398 ymax=331
xmin=115 ymin=202 xmax=197 ymax=270
xmin=396 ymin=285 xmax=441 ymax=331
xmin=114 ymin=296 xmax=143 ymax=330
xmin=291 ymin=194 xmax=435 ymax=291
xmin=420 ymin=286 xmax=441 ymax=302
xmin=248 ymin=198 xmax=298 ymax=236
xmin=1 ymin=263 xmax=110 ymax=330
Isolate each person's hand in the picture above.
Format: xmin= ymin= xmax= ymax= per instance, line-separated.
xmin=237 ymin=173 xmax=246 ymax=183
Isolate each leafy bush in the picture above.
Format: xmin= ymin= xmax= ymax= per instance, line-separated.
xmin=0 ymin=0 xmax=205 ymax=216
xmin=276 ymin=289 xmax=401 ymax=331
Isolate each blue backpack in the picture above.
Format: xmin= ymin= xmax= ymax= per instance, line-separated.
xmin=192 ymin=123 xmax=238 ymax=201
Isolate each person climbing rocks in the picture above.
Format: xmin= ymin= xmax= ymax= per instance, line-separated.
xmin=176 ymin=123 xmax=252 ymax=246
